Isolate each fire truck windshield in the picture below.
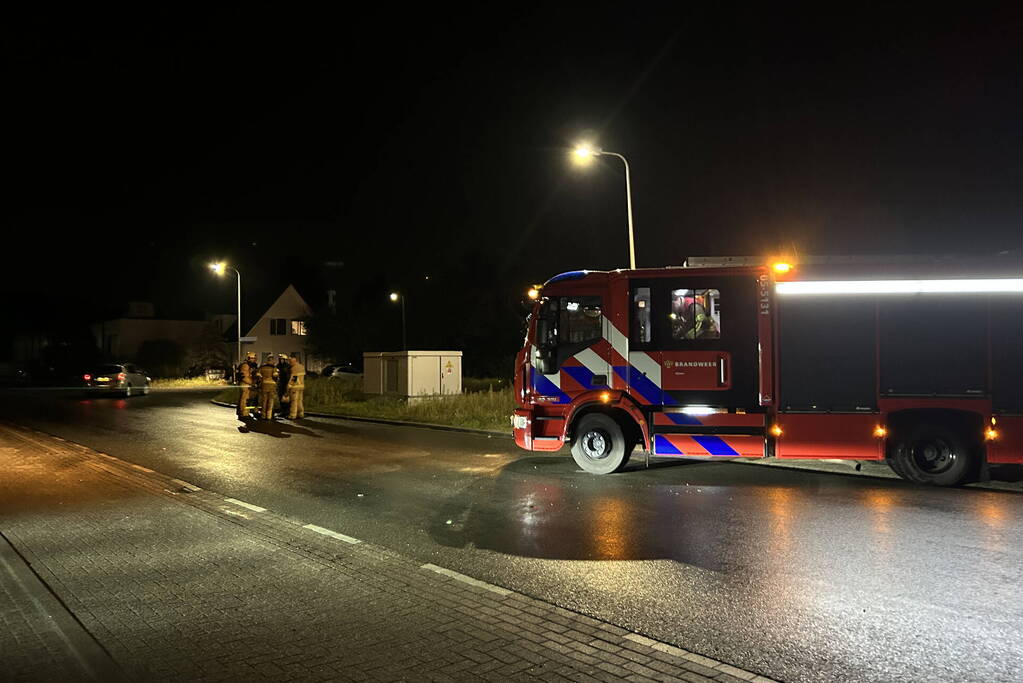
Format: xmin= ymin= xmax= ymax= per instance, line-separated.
xmin=534 ymin=295 xmax=603 ymax=374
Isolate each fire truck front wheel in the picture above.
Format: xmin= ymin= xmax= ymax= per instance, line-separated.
xmin=571 ymin=414 xmax=633 ymax=474
xmin=889 ymin=422 xmax=976 ymax=486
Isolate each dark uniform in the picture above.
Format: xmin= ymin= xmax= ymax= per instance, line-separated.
xmin=276 ymin=354 xmax=291 ymax=415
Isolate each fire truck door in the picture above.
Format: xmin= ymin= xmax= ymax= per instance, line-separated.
xmin=630 ymin=276 xmax=760 ymax=409
xmin=533 ymin=294 xmax=609 ymax=403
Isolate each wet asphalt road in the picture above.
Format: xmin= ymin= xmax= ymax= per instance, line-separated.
xmin=2 ymin=388 xmax=1021 ymax=683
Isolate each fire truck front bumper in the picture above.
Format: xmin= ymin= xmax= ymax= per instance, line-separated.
xmin=512 ymin=408 xmax=565 ymax=452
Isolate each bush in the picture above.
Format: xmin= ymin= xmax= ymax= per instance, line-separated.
xmin=462 ymin=377 xmax=508 ymax=393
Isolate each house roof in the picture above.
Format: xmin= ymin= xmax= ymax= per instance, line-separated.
xmin=244 ymin=285 xmax=313 ymax=338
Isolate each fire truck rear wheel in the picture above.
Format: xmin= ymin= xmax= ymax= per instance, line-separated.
xmin=571 ymin=414 xmax=632 ymax=475
xmin=890 ymin=422 xmax=975 ymax=486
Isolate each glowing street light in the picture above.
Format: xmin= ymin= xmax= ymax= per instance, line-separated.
xmin=210 ymin=262 xmax=242 ymax=380
xmin=389 ymin=292 xmax=407 ymax=351
xmin=571 ymin=143 xmax=636 ymax=269
xmin=573 ymin=144 xmax=599 ymax=164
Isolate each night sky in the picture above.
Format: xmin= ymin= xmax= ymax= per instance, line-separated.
xmin=6 ymin=6 xmax=1023 ymax=364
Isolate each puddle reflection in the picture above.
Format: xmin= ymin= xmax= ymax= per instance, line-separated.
xmin=435 ymin=458 xmax=1022 ymax=574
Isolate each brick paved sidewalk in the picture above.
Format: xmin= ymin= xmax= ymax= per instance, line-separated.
xmin=0 ymin=422 xmax=779 ymax=682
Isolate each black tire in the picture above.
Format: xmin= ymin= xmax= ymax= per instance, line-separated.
xmin=570 ymin=413 xmax=633 ymax=474
xmin=889 ymin=422 xmax=976 ymax=486
xmin=885 ymin=453 xmax=910 ymax=481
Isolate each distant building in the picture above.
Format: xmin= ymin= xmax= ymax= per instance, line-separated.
xmin=90 ymin=306 xmax=236 ymax=376
xmin=244 ymin=285 xmax=323 ymax=371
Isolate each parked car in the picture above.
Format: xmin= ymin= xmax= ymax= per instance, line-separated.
xmin=83 ymin=363 xmax=151 ymax=397
xmin=321 ymin=362 xmax=361 ymax=378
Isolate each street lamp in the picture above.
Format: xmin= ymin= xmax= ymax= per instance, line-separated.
xmin=389 ymin=292 xmax=406 ymax=351
xmin=210 ymin=262 xmax=242 ymax=380
xmin=572 ymin=143 xmax=637 ymax=270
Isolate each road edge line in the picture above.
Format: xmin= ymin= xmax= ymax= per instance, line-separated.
xmin=223 ymin=498 xmax=267 ymax=513
xmin=420 ymin=563 xmax=512 ymax=596
xmin=302 ymin=524 xmax=361 ymax=545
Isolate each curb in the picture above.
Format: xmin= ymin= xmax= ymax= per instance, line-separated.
xmin=0 ymin=529 xmax=129 ymax=682
xmin=209 ymin=399 xmax=512 ymax=439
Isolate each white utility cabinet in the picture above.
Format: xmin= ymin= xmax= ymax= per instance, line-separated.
xmin=363 ymin=351 xmax=462 ymax=399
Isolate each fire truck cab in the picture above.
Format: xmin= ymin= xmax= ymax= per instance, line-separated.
xmin=511 ymin=260 xmax=1023 ymax=486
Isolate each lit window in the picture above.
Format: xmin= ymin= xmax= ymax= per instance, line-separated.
xmin=670 ymin=288 xmax=721 ymax=340
xmin=291 ymin=320 xmax=307 ymax=336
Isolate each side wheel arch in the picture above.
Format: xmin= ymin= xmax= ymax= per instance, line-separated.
xmin=570 ymin=413 xmax=634 ymax=475
xmin=568 ymin=404 xmax=645 ymax=452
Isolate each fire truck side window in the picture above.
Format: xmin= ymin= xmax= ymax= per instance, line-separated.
xmin=670 ymin=288 xmax=721 ymax=340
xmin=632 ymin=287 xmax=651 ymax=343
xmin=559 ymin=296 xmax=603 ymax=345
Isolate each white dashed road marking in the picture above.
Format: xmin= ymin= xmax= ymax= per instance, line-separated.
xmin=302 ymin=524 xmax=361 ymax=544
xmin=223 ymin=498 xmax=267 ymax=513
xmin=420 ymin=563 xmax=512 ymax=596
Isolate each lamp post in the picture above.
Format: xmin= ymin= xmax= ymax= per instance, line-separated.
xmin=573 ymin=144 xmax=636 ymax=270
xmin=389 ymin=292 xmax=406 ymax=351
xmin=210 ymin=262 xmax=242 ymax=381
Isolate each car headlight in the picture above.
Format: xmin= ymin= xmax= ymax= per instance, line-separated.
xmin=512 ymin=415 xmax=528 ymax=430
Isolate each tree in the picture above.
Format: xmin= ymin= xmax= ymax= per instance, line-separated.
xmin=304 ymin=307 xmax=356 ymax=364
xmin=188 ymin=322 xmax=233 ymax=376
xmin=137 ymin=339 xmax=185 ymax=378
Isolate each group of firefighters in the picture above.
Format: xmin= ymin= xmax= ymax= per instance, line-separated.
xmin=235 ymin=352 xmax=305 ymax=421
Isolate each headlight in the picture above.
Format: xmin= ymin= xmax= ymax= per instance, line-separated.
xmin=513 ymin=415 xmax=528 ymax=430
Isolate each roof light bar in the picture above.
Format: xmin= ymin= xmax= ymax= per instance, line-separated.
xmin=776 ymin=279 xmax=1023 ymax=296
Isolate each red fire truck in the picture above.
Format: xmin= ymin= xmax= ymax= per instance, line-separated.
xmin=511 ymin=257 xmax=1023 ymax=485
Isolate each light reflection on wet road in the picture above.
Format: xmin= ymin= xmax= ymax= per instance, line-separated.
xmin=2 ymin=389 xmax=1021 ymax=683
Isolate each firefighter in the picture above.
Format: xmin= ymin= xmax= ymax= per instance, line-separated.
xmin=286 ymin=354 xmax=306 ymax=420
xmin=275 ymin=353 xmax=291 ymax=416
xmin=236 ymin=352 xmax=257 ymax=419
xmin=255 ymin=356 xmax=279 ymax=421
xmin=685 ymin=300 xmax=719 ymax=340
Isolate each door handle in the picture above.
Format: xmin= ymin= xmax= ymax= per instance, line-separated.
xmin=718 ymin=356 xmax=728 ymax=387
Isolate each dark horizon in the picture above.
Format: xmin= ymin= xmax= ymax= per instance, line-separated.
xmin=6 ymin=6 xmax=1023 ymax=359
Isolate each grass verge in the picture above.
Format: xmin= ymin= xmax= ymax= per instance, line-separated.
xmin=152 ymin=377 xmax=230 ymax=388
xmin=214 ymin=375 xmax=515 ymax=432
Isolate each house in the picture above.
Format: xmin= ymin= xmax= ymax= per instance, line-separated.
xmin=244 ymin=285 xmax=323 ymax=371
